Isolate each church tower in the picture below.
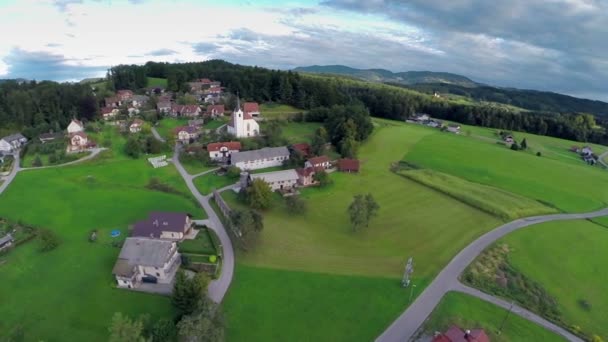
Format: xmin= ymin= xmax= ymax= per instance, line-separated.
xmin=233 ymin=96 xmax=244 ymax=137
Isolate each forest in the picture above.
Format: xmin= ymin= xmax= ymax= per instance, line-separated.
xmin=1 ymin=59 xmax=607 ymax=146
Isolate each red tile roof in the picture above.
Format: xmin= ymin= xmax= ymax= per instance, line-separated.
xmin=101 ymin=107 xmax=115 ymax=115
xmin=307 ymin=155 xmax=330 ymax=166
xmin=296 ymin=166 xmax=324 ymax=177
xmin=292 ymin=143 xmax=311 ymax=157
xmin=337 ymin=158 xmax=360 ymax=172
xmin=243 ymin=102 xmax=260 ymax=114
xmin=172 ymin=104 xmax=200 ymax=114
xmin=207 ymin=141 xmax=241 ymax=152
xmin=206 ymin=105 xmax=225 ymax=115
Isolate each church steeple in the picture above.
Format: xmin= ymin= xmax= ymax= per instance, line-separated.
xmin=236 ymin=91 xmax=241 ymax=111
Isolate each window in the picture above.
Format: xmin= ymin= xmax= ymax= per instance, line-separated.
xmin=156 ymin=272 xmax=160 ymax=277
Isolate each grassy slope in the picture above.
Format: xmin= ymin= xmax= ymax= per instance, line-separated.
xmin=259 ymin=103 xmax=304 ymax=119
xmin=155 ymin=118 xmax=189 ymax=141
xmin=147 ymin=77 xmax=167 ymax=87
xmin=423 ymin=292 xmax=566 ymax=341
xmin=501 ymin=220 xmax=608 ymax=338
xmin=0 ymin=129 xmax=204 ymax=341
xmin=193 ymin=172 xmax=236 ymax=195
xmin=404 ymin=129 xmax=608 ymax=212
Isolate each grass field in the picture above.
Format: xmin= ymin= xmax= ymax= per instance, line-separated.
xmin=147 ymin=77 xmax=167 ymax=87
xmin=258 ymin=121 xmax=321 ymax=144
xmin=423 ymin=292 xmax=566 ymax=341
xmin=204 ymin=118 xmax=228 ymax=130
xmin=193 ymin=172 xmax=236 ymax=195
xmin=404 ymin=130 xmax=608 ymax=212
xmin=155 ymin=118 xmax=188 ymax=140
xmin=179 ymin=228 xmax=218 ymax=255
xmin=397 ymin=168 xmax=558 ymax=220
xmin=499 ymin=220 xmax=608 ymax=338
xmin=0 ymin=129 xmax=204 ymax=341
xmin=259 ymin=103 xmax=304 ymax=119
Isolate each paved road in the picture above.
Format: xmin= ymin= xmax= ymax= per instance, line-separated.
xmin=172 ymin=144 xmax=235 ymax=303
xmin=377 ymin=208 xmax=608 ymax=342
xmin=0 ymin=153 xmax=20 ymax=196
xmin=598 ymin=151 xmax=608 ymax=169
xmin=191 ymin=167 xmax=220 ymax=180
xmin=151 ymin=126 xmax=166 ymax=143
xmin=454 ymin=283 xmax=583 ymax=341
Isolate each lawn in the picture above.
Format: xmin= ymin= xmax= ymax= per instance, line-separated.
xmin=179 ymin=228 xmax=218 ymax=255
xmin=193 ymin=172 xmax=237 ymax=195
xmin=147 ymin=77 xmax=167 ymax=87
xmin=499 ymin=219 xmax=608 ymax=339
xmin=259 ymin=121 xmax=321 ymax=144
xmin=179 ymin=155 xmax=216 ymax=176
xmin=422 ymin=292 xmax=566 ymax=341
xmin=404 ymin=130 xmax=608 ymax=212
xmin=204 ymin=118 xmax=228 ymax=130
xmin=155 ymin=118 xmax=189 ymax=140
xmin=224 ymin=264 xmax=422 ymax=342
xmin=0 ymin=136 xmax=205 ymax=341
xmin=259 ymin=103 xmax=305 ymax=119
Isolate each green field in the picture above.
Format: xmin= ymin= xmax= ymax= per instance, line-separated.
xmin=147 ymin=77 xmax=167 ymax=87
xmin=0 ymin=132 xmax=204 ymax=340
xmin=155 ymin=118 xmax=188 ymax=140
xmin=258 ymin=121 xmax=321 ymax=144
xmin=193 ymin=172 xmax=236 ymax=195
xmin=259 ymin=103 xmax=305 ymax=119
xmin=397 ymin=168 xmax=557 ymax=220
xmin=500 ymin=220 xmax=608 ymax=338
xmin=179 ymin=228 xmax=218 ymax=255
xmin=423 ymin=292 xmax=565 ymax=341
xmin=204 ymin=118 xmax=228 ymax=130
xmin=404 ymin=130 xmax=608 ymax=212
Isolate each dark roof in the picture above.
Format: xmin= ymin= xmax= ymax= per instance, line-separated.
xmin=296 ymin=166 xmax=324 ymax=177
xmin=307 ymin=155 xmax=330 ymax=166
xmin=337 ymin=158 xmax=360 ymax=172
xmin=2 ymin=133 xmax=27 ymax=143
xmin=291 ymin=143 xmax=311 ymax=157
xmin=175 ymin=126 xmax=199 ymax=134
xmin=0 ymin=233 xmax=14 ymax=246
xmin=39 ymin=132 xmax=60 ymax=140
xmin=131 ymin=212 xmax=190 ymax=238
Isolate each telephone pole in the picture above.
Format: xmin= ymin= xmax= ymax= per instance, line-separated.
xmin=498 ymin=301 xmax=514 ymax=335
xmin=402 ymin=257 xmax=414 ymax=288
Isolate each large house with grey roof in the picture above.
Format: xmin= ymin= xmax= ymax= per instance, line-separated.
xmin=249 ymin=169 xmax=299 ymax=191
xmin=0 ymin=133 xmax=28 ymax=153
xmin=112 ymin=237 xmax=181 ymax=289
xmin=231 ymin=146 xmax=290 ymax=170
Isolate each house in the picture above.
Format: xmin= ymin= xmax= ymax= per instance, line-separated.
xmin=411 ymin=113 xmax=430 ymax=122
xmin=67 ymin=119 xmax=84 ymax=134
xmin=581 ymin=146 xmax=593 ymax=156
xmin=39 ymin=132 xmax=60 ymax=144
xmin=291 ymin=143 xmax=311 ymax=157
xmin=112 ymin=237 xmax=181 ymax=289
xmin=0 ymin=133 xmax=28 ymax=153
xmin=305 ymin=155 xmax=331 ymax=169
xmin=130 ymin=119 xmax=144 ymax=133
xmin=68 ymin=132 xmax=89 ymax=152
xmin=249 ymin=169 xmax=299 ymax=191
xmin=243 ymin=102 xmax=260 ymax=117
xmin=426 ymin=119 xmax=442 ymax=128
xmin=227 ymin=98 xmax=260 ymax=138
xmin=105 ymin=96 xmax=122 ymax=108
xmin=188 ymin=81 xmax=204 ymax=93
xmin=131 ymin=212 xmax=193 ymax=240
xmin=101 ymin=107 xmax=119 ymax=120
xmin=132 ymin=95 xmax=150 ymax=108
xmin=127 ymin=107 xmax=140 ymax=116
xmin=446 ymin=124 xmax=461 ymax=134
xmin=157 ymin=100 xmax=172 ymax=114
xmin=432 ymin=326 xmax=489 ymax=342
xmin=188 ymin=119 xmax=205 ymax=129
xmin=170 ymin=104 xmax=201 ymax=117
xmin=231 ymin=146 xmax=290 ymax=170
xmin=116 ymin=89 xmax=134 ymax=101
xmin=503 ymin=135 xmax=514 ymax=144
xmin=337 ymin=158 xmax=360 ymax=173
xmin=0 ymin=233 xmax=14 ymax=252
xmin=175 ymin=126 xmax=200 ymax=144
xmin=296 ymin=166 xmax=324 ymax=187
xmin=204 ymin=93 xmax=221 ymax=104
xmin=207 ymin=141 xmax=241 ymax=160
xmin=206 ymin=104 xmax=225 ymax=118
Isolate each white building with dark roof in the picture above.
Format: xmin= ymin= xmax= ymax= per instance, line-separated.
xmin=249 ymin=169 xmax=299 ymax=191
xmin=0 ymin=133 xmax=27 ymax=153
xmin=231 ymin=146 xmax=290 ymax=170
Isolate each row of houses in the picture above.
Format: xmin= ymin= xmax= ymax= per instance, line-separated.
xmin=102 ymin=90 xmax=150 ymax=120
xmin=408 ymin=113 xmax=461 ymax=134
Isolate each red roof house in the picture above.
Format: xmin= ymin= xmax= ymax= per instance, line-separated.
xmin=206 ymin=105 xmax=225 ymax=117
xmin=305 ymin=155 xmax=331 ymax=169
xmin=432 ymin=326 xmax=490 ymax=342
xmin=207 ymin=141 xmax=241 ymax=160
xmin=296 ymin=166 xmax=325 ymax=187
xmin=337 ymin=158 xmax=360 ymax=173
xmin=171 ymin=104 xmax=201 ymax=117
xmin=116 ymin=90 xmax=134 ymax=101
xmin=243 ymin=102 xmax=260 ymax=116
xmin=291 ymin=143 xmax=311 ymax=157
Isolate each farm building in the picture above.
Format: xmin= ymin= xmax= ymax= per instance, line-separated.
xmin=337 ymin=158 xmax=360 ymax=173
xmin=249 ymin=169 xmax=299 ymax=191
xmin=296 ymin=166 xmax=324 ymax=187
xmin=0 ymin=133 xmax=28 ymax=153
xmin=231 ymin=146 xmax=290 ymax=170
xmin=305 ymin=155 xmax=331 ymax=169
xmin=207 ymin=141 xmax=241 ymax=160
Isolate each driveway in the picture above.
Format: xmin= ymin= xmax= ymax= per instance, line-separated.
xmin=377 ymin=208 xmax=608 ymax=342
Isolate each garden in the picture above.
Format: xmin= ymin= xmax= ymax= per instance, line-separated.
xmin=21 ymin=139 xmax=87 ymax=168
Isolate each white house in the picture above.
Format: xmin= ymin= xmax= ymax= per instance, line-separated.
xmin=112 ymin=237 xmax=181 ymax=289
xmin=67 ymin=119 xmax=84 ymax=134
xmin=0 ymin=133 xmax=28 ymax=153
xmin=249 ymin=169 xmax=299 ymax=191
xmin=101 ymin=107 xmax=119 ymax=120
xmin=207 ymin=141 xmax=242 ymax=160
xmin=227 ymin=99 xmax=259 ymax=138
xmin=157 ymin=101 xmax=172 ymax=114
xmin=305 ymin=155 xmax=331 ymax=169
xmin=130 ymin=119 xmax=144 ymax=133
xmin=446 ymin=124 xmax=461 ymax=134
xmin=231 ymin=146 xmax=290 ymax=170
xmin=175 ymin=126 xmax=200 ymax=144
xmin=68 ymin=132 xmax=89 ymax=152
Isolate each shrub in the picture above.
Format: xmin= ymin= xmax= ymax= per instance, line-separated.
xmin=536 ymin=151 xmax=542 ymax=157
xmin=38 ymin=229 xmax=60 ymax=252
xmin=226 ymin=166 xmax=241 ymax=179
xmin=285 ymin=195 xmax=307 ymax=215
xmin=578 ymin=299 xmax=592 ymax=312
xmin=209 ymin=255 xmax=217 ymax=263
xmin=32 ymin=155 xmax=43 ymax=167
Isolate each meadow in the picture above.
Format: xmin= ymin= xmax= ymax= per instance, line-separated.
xmin=193 ymin=172 xmax=237 ymax=195
xmin=147 ymin=77 xmax=167 ymax=88
xmin=500 ymin=219 xmax=608 ymax=338
xmin=155 ymin=118 xmax=189 ymax=141
xmin=423 ymin=292 xmax=566 ymax=341
xmin=259 ymin=103 xmax=304 ymax=119
xmin=0 ymin=130 xmax=204 ymax=341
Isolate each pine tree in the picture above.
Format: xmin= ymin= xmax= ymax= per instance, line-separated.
xmin=520 ymin=138 xmax=528 ymax=149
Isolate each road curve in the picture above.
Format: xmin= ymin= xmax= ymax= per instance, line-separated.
xmin=599 ymin=151 xmax=608 ymax=169
xmin=0 ymin=153 xmax=20 ymax=196
xmin=151 ymin=126 xmax=166 ymax=143
xmin=377 ymin=208 xmax=608 ymax=342
xmin=172 ymin=144 xmax=235 ymax=303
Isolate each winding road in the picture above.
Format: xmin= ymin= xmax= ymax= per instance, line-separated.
xmin=377 ymin=208 xmax=608 ymax=342
xmin=599 ymin=151 xmax=608 ymax=169
xmin=151 ymin=126 xmax=166 ymax=143
xmin=172 ymin=144 xmax=235 ymax=303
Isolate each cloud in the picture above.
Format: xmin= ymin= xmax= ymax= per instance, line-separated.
xmin=145 ymin=49 xmax=177 ymax=57
xmin=2 ymin=48 xmax=107 ymax=81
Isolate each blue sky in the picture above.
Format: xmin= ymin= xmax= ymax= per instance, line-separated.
xmin=1 ymin=0 xmax=607 ymax=100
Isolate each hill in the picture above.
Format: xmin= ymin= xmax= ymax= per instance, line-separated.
xmin=293 ymin=65 xmax=478 ymax=87
xmin=404 ymin=83 xmax=608 ymax=117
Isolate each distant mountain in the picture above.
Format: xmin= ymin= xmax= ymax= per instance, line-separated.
xmin=293 ymin=65 xmax=479 ymax=87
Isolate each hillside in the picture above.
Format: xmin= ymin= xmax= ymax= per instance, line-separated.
xmin=293 ymin=65 xmax=478 ymax=87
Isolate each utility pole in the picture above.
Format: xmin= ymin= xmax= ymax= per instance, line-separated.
xmin=498 ymin=301 xmax=514 ymax=335
xmin=402 ymin=257 xmax=414 ymax=288
xmin=409 ymin=284 xmax=417 ymax=302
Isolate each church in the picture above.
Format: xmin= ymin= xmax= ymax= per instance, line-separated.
xmin=227 ymin=98 xmax=259 ymax=138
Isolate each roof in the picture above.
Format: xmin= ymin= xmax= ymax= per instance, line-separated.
xmin=296 ymin=166 xmax=324 ymax=177
xmin=250 ymin=169 xmax=299 ymax=184
xmin=0 ymin=233 xmax=14 ymax=245
xmin=206 ymin=104 xmax=225 ymax=114
xmin=132 ymin=95 xmax=149 ymax=102
xmin=207 ymin=141 xmax=241 ymax=152
xmin=70 ymin=119 xmax=84 ymax=127
xmin=114 ymin=237 xmax=175 ymax=271
xmin=1 ymin=133 xmax=27 ymax=143
xmin=157 ymin=100 xmax=172 ymax=107
xmin=105 ymin=96 xmax=120 ymax=104
xmin=337 ymin=158 xmax=360 ymax=171
xmin=70 ymin=131 xmax=88 ymax=139
xmin=307 ymin=155 xmax=330 ymax=165
xmin=291 ymin=143 xmax=311 ymax=156
xmin=175 ymin=126 xmax=199 ymax=134
xmin=131 ymin=212 xmax=190 ymax=238
xmin=231 ymin=146 xmax=290 ymax=164
xmin=117 ymin=89 xmax=133 ymax=96
xmin=39 ymin=132 xmax=59 ymax=140
xmin=101 ymin=107 xmax=116 ymax=115
xmin=243 ymin=102 xmax=260 ymax=113
xmin=131 ymin=119 xmax=144 ymax=127
xmin=172 ymin=104 xmax=200 ymax=113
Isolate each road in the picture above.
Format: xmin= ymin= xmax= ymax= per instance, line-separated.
xmin=0 ymin=153 xmax=20 ymax=196
xmin=172 ymin=144 xmax=235 ymax=303
xmin=598 ymin=151 xmax=608 ymax=168
xmin=377 ymin=208 xmax=608 ymax=342
xmin=151 ymin=126 xmax=166 ymax=143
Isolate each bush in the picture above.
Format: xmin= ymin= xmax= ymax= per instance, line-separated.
xmin=146 ymin=177 xmax=182 ymax=195
xmin=32 ymin=155 xmax=43 ymax=167
xmin=226 ymin=166 xmax=241 ymax=179
xmin=209 ymin=255 xmax=217 ymax=263
xmin=285 ymin=195 xmax=307 ymax=215
xmin=38 ymin=229 xmax=60 ymax=252
xmin=578 ymin=299 xmax=592 ymax=312
xmin=536 ymin=151 xmax=542 ymax=157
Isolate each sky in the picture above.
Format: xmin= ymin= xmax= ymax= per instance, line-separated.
xmin=1 ymin=0 xmax=607 ymax=101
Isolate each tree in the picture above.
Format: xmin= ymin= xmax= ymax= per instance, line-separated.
xmin=230 ymin=209 xmax=264 ymax=237
xmin=176 ymin=297 xmax=225 ymax=342
xmin=365 ymin=193 xmax=380 ymax=219
xmin=510 ymin=142 xmax=520 ymax=151
xmin=536 ymin=151 xmax=542 ymax=157
xmin=263 ymin=120 xmax=286 ymax=147
xmin=146 ymin=135 xmax=163 ymax=154
xmin=339 ymin=136 xmax=358 ymax=158
xmin=285 ymin=195 xmax=307 ymax=215
xmin=38 ymin=228 xmax=60 ymax=252
xmin=108 ymin=312 xmax=145 ymax=342
xmin=172 ymin=271 xmax=210 ymax=317
xmin=124 ymin=136 xmax=142 ymax=158
xmin=312 ymin=170 xmax=332 ymax=187
xmin=150 ymin=318 xmax=177 ymax=342
xmin=246 ymin=179 xmax=273 ymax=210
xmin=347 ymin=193 xmax=380 ymax=232
xmin=520 ymin=138 xmax=528 ymax=150
xmin=226 ymin=166 xmax=242 ymax=179
xmin=32 ymin=154 xmax=42 ymax=167
xmin=311 ymin=126 xmax=329 ymax=156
